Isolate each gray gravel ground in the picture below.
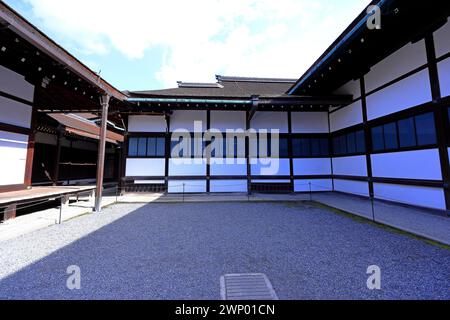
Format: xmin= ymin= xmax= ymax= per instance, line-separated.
xmin=0 ymin=201 xmax=449 ymax=300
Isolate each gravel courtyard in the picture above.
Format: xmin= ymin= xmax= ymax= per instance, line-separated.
xmin=0 ymin=201 xmax=449 ymax=300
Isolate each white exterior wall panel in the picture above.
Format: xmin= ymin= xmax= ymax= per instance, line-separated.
xmin=128 ymin=115 xmax=167 ymax=132
xmin=169 ymin=159 xmax=207 ymax=176
xmin=330 ymin=101 xmax=363 ymax=132
xmin=433 ymin=20 xmax=450 ymax=59
xmin=250 ymin=112 xmax=288 ymax=133
xmin=366 ymin=70 xmax=432 ymax=120
xmin=374 ymin=183 xmax=446 ymax=210
xmin=332 ymin=156 xmax=367 ymax=177
xmin=250 ymin=159 xmax=290 ymax=176
xmin=0 ymin=96 xmax=32 ymax=129
xmin=334 ymin=79 xmax=361 ymax=100
xmin=210 ymin=180 xmax=248 ymax=193
xmin=293 ymin=158 xmax=331 ymax=176
xmin=364 ymin=40 xmax=427 ymax=93
xmin=0 ymin=65 xmax=34 ymax=102
xmin=168 ymin=180 xmax=207 ymax=193
xmin=334 ymin=179 xmax=369 ymax=196
xmin=171 ymin=110 xmax=207 ymax=132
xmin=371 ymin=150 xmax=442 ymax=180
xmin=0 ymin=131 xmax=28 ymax=186
xmin=295 ymin=179 xmax=333 ymax=192
xmin=210 ymin=159 xmax=247 ymax=176
xmin=125 ymin=159 xmax=166 ymax=177
xmin=291 ymin=112 xmax=329 ymax=133
xmin=438 ymin=57 xmax=450 ymax=98
xmin=210 ymin=111 xmax=246 ymax=131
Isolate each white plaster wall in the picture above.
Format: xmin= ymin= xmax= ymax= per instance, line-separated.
xmin=294 ymin=179 xmax=332 ymax=192
xmin=332 ymin=156 xmax=367 ymax=177
xmin=210 ymin=111 xmax=246 ymax=131
xmin=293 ymin=158 xmax=331 ymax=176
xmin=371 ymin=149 xmax=442 ymax=180
xmin=0 ymin=65 xmax=34 ymax=102
xmin=329 ymin=101 xmax=363 ymax=132
xmin=250 ymin=112 xmax=288 ymax=133
xmin=0 ymin=95 xmax=32 ymax=128
xmin=210 ymin=159 xmax=247 ymax=176
xmin=334 ymin=79 xmax=361 ymax=100
xmin=334 ymin=179 xmax=369 ymax=196
xmin=125 ymin=159 xmax=166 ymax=177
xmin=291 ymin=112 xmax=329 ymax=133
xmin=168 ymin=180 xmax=206 ymax=193
xmin=433 ymin=20 xmax=450 ymax=59
xmin=128 ymin=115 xmax=167 ymax=132
xmin=250 ymin=158 xmax=290 ymax=176
xmin=365 ymin=40 xmax=427 ymax=93
xmin=210 ymin=180 xmax=248 ymax=193
xmin=366 ymin=70 xmax=432 ymax=120
xmin=0 ymin=131 xmax=28 ymax=186
xmin=438 ymin=57 xmax=450 ymax=98
xmin=169 ymin=159 xmax=207 ymax=176
xmin=171 ymin=110 xmax=207 ymax=132
xmin=374 ymin=183 xmax=446 ymax=210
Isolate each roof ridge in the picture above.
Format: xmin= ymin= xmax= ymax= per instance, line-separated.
xmin=216 ymin=75 xmax=297 ymax=84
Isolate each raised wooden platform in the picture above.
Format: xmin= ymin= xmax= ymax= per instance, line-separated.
xmin=0 ymin=186 xmax=96 ymax=221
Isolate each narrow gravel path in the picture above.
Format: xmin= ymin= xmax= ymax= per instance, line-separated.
xmin=0 ymin=202 xmax=449 ymax=300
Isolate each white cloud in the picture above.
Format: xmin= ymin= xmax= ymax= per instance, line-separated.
xmin=20 ymin=0 xmax=370 ymax=87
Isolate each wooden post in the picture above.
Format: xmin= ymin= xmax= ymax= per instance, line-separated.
xmin=3 ymin=204 xmax=17 ymax=221
xmin=95 ymin=94 xmax=110 ymax=213
xmin=24 ymin=107 xmax=38 ymax=187
xmin=53 ymin=127 xmax=63 ymax=186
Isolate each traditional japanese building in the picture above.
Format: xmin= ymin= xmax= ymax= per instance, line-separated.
xmin=122 ymin=0 xmax=450 ymax=213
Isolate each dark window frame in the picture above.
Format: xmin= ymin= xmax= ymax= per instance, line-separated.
xmin=128 ymin=134 xmax=167 ymax=158
xmin=370 ymin=111 xmax=439 ymax=154
xmin=332 ymin=129 xmax=366 ymax=157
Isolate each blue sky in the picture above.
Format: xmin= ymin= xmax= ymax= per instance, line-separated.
xmin=4 ymin=0 xmax=369 ymax=91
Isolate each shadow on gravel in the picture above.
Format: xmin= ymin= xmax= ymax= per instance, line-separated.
xmin=0 ymin=202 xmax=450 ymax=300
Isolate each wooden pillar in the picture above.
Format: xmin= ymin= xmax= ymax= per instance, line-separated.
xmin=360 ymin=77 xmax=374 ymax=198
xmin=94 ymin=94 xmax=110 ymax=213
xmin=3 ymin=204 xmax=17 ymax=221
xmin=24 ymin=107 xmax=38 ymax=187
xmin=287 ymin=111 xmax=295 ymax=192
xmin=327 ymin=109 xmax=335 ymax=191
xmin=53 ymin=127 xmax=63 ymax=186
xmin=206 ymin=110 xmax=211 ymax=193
xmin=425 ymin=34 xmax=450 ymax=213
xmin=246 ymin=110 xmax=252 ymax=195
xmin=164 ymin=114 xmax=171 ymax=193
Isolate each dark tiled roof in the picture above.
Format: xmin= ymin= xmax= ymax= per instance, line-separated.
xmin=128 ymin=76 xmax=297 ymax=99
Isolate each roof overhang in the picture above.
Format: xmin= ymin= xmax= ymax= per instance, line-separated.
xmin=49 ymin=114 xmax=124 ymax=144
xmin=288 ymin=0 xmax=450 ymax=96
xmin=0 ymin=2 xmax=127 ymax=101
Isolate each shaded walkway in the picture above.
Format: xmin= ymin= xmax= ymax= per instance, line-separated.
xmin=312 ymin=193 xmax=450 ymax=246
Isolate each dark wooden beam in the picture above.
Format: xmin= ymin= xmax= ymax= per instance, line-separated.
xmin=52 ymin=127 xmax=63 ymax=186
xmin=425 ymin=33 xmax=450 ymax=213
xmin=360 ymin=77 xmax=374 ymax=198
xmin=24 ymin=105 xmax=38 ymax=186
xmin=247 ymin=95 xmax=259 ymax=123
xmin=287 ymin=111 xmax=294 ymax=191
xmin=206 ymin=110 xmax=211 ymax=193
